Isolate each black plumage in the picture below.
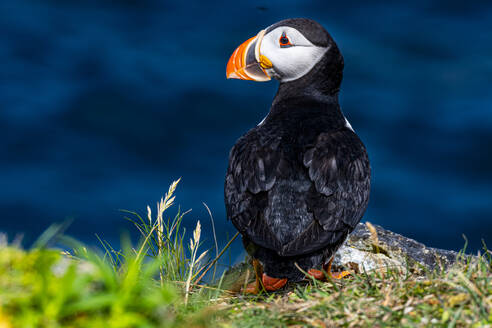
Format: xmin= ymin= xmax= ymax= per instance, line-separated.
xmin=225 ymin=18 xmax=371 ymax=282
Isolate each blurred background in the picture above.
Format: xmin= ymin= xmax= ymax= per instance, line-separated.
xmin=1 ymin=0 xmax=491 ymax=258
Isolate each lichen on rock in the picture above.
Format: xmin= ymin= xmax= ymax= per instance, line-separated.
xmin=223 ymin=222 xmax=463 ymax=291
xmin=332 ymin=222 xmax=461 ymax=275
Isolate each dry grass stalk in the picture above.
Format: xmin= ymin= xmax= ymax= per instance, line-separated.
xmin=185 ymin=220 xmax=208 ymax=305
xmin=145 ymin=178 xmax=181 ymax=286
xmin=366 ymin=221 xmax=386 ymax=278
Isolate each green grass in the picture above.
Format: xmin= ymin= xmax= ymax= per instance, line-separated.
xmin=0 ymin=179 xmax=490 ymax=327
xmin=221 ymin=252 xmax=491 ymax=327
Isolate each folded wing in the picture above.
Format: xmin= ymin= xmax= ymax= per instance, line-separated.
xmin=225 ymin=129 xmax=370 ymax=257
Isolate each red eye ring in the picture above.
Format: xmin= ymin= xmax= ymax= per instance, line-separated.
xmin=279 ymin=32 xmax=292 ymax=48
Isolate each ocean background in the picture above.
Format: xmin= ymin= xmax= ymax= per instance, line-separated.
xmin=1 ymin=0 xmax=491 ymax=259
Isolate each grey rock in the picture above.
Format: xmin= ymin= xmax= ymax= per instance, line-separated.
xmin=333 ymin=223 xmax=461 ymax=273
xmin=223 ymin=222 xmax=463 ymax=290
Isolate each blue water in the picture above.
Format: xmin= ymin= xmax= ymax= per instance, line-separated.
xmin=1 ymin=0 xmax=491 ymax=256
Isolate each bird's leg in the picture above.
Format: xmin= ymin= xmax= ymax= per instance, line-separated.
xmin=243 ymin=259 xmax=287 ymax=294
xmin=325 ymin=257 xmax=351 ymax=279
xmin=307 ymin=257 xmax=351 ymax=280
xmin=243 ymin=258 xmax=263 ymax=294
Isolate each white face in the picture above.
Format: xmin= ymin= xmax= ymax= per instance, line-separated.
xmin=259 ymin=26 xmax=329 ymax=82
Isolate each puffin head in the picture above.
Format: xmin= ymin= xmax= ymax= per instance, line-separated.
xmin=226 ymin=18 xmax=343 ymax=87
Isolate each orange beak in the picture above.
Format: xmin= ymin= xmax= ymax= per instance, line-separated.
xmin=226 ymin=29 xmax=271 ymax=82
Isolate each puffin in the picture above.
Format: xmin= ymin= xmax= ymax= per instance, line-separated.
xmin=224 ymin=18 xmax=371 ymax=293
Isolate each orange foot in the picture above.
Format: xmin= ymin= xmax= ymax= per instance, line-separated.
xmin=262 ymin=273 xmax=288 ymax=291
xmin=306 ymin=257 xmax=352 ymax=281
xmin=244 ymin=273 xmax=287 ymax=294
xmin=307 ymin=268 xmax=351 ymax=280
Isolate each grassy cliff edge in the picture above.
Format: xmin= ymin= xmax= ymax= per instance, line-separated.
xmin=0 ymin=180 xmax=490 ymax=328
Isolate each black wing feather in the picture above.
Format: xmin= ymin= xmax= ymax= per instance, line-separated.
xmin=225 ymin=130 xmax=283 ymax=250
xmin=284 ymin=130 xmax=370 ymax=255
xmin=225 ymin=128 xmax=370 ymax=257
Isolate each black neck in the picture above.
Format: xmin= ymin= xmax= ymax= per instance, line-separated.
xmin=268 ymin=85 xmax=346 ymax=132
xmin=265 ymin=47 xmax=347 ymax=132
xmin=271 ymin=49 xmax=344 ymax=112
xmin=271 ymin=82 xmax=340 ymax=110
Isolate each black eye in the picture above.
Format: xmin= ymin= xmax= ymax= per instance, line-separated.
xmin=279 ymin=32 xmax=292 ymax=48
